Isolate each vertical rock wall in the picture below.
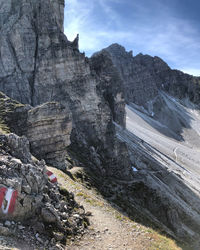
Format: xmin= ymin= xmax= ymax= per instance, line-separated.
xmin=0 ymin=0 xmax=132 ymax=179
xmin=50 ymin=0 xmax=65 ymax=31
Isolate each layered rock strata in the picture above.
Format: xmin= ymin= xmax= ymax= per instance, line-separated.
xmin=26 ymin=102 xmax=72 ymax=168
xmin=0 ymin=92 xmax=72 ymax=169
xmin=0 ymin=0 xmax=131 ymax=179
xmin=50 ymin=0 xmax=65 ymax=31
xmin=94 ymin=44 xmax=200 ymax=248
xmin=116 ymin=125 xmax=200 ymax=249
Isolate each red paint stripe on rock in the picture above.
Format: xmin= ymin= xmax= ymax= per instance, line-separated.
xmin=0 ymin=187 xmax=7 ymax=208
xmin=46 ymin=171 xmax=57 ymax=183
xmin=8 ymin=190 xmax=18 ymax=214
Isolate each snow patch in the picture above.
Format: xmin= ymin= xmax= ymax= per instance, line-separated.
xmin=132 ymin=166 xmax=138 ymax=172
xmin=151 ymin=112 xmax=155 ymax=117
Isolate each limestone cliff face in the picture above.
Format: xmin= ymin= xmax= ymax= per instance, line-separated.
xmin=0 ymin=92 xmax=72 ymax=168
xmin=26 ymin=102 xmax=72 ymax=169
xmin=90 ymin=50 xmax=126 ymax=128
xmin=99 ymin=44 xmax=159 ymax=107
xmin=0 ymin=1 xmax=131 ymax=179
xmin=101 ymin=43 xmax=200 ymax=107
xmin=0 ymin=0 xmax=68 ymax=104
xmin=50 ymin=0 xmax=65 ymax=31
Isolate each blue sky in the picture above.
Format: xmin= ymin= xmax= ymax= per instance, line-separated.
xmin=64 ymin=0 xmax=200 ymax=76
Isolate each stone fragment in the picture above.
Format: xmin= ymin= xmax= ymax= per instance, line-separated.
xmin=4 ymin=221 xmax=11 ymax=227
xmin=0 ymin=226 xmax=12 ymax=236
xmin=41 ymin=208 xmax=57 ymax=224
xmin=53 ymin=232 xmax=64 ymax=241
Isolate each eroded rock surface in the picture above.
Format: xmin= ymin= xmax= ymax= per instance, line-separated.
xmin=2 ymin=0 xmax=200 ymax=248
xmin=94 ymin=43 xmax=200 ymax=248
xmin=0 ymin=0 xmax=131 ymax=179
xmin=0 ymin=92 xmax=73 ymax=170
xmin=50 ymin=0 xmax=65 ymax=32
xmin=90 ymin=50 xmax=126 ymax=128
xmin=99 ymin=43 xmax=200 ymax=107
xmin=115 ymin=123 xmax=200 ymax=249
xmin=96 ymin=44 xmax=158 ymax=107
xmin=26 ymin=102 xmax=72 ymax=169
xmin=0 ymin=133 xmax=88 ymax=247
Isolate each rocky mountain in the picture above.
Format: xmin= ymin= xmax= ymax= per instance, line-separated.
xmin=99 ymin=43 xmax=200 ymax=107
xmin=0 ymin=0 xmax=131 ymax=179
xmin=95 ymin=43 xmax=200 ymax=142
xmin=1 ymin=0 xmax=200 ymax=249
xmin=0 ymin=93 xmax=90 ymax=248
xmin=93 ymin=44 xmax=200 ymax=248
xmin=0 ymin=134 xmax=88 ymax=248
xmin=0 ymin=0 xmax=131 ymax=248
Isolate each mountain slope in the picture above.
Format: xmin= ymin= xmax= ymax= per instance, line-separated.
xmin=93 ymin=44 xmax=200 ymax=249
xmin=49 ymin=166 xmax=181 ymax=250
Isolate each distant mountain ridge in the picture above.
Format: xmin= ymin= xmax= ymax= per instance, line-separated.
xmin=95 ymin=43 xmax=200 ymax=108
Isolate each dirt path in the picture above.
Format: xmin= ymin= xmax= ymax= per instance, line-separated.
xmin=0 ymin=167 xmax=181 ymax=250
xmin=68 ymin=202 xmax=151 ymax=250
xmin=50 ymin=167 xmax=180 ymax=250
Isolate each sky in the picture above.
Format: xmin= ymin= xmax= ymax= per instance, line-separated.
xmin=64 ymin=0 xmax=200 ymax=76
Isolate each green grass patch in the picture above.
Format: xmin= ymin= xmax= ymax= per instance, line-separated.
xmin=149 ymin=233 xmax=181 ymax=250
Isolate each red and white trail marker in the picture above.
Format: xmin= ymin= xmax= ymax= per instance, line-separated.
xmin=0 ymin=187 xmax=18 ymax=214
xmin=0 ymin=187 xmax=7 ymax=208
xmin=46 ymin=170 xmax=57 ymax=183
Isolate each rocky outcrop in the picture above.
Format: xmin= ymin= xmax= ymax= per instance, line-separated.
xmin=0 ymin=92 xmax=29 ymax=135
xmin=0 ymin=133 xmax=88 ymax=246
xmin=0 ymin=133 xmax=46 ymax=221
xmin=97 ymin=43 xmax=200 ymax=138
xmin=0 ymin=0 xmax=131 ymax=179
xmin=0 ymin=92 xmax=73 ymax=169
xmin=90 ymin=50 xmax=126 ymax=128
xmin=93 ymin=43 xmax=200 ymax=248
xmin=26 ymin=102 xmax=72 ymax=169
xmin=115 ymin=124 xmax=200 ymax=249
xmin=98 ymin=44 xmax=158 ymax=107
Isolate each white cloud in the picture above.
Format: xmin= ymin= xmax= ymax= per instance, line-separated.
xmin=64 ymin=0 xmax=200 ymax=71
xmin=181 ymin=68 xmax=200 ymax=76
xmin=64 ymin=0 xmax=94 ymax=41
